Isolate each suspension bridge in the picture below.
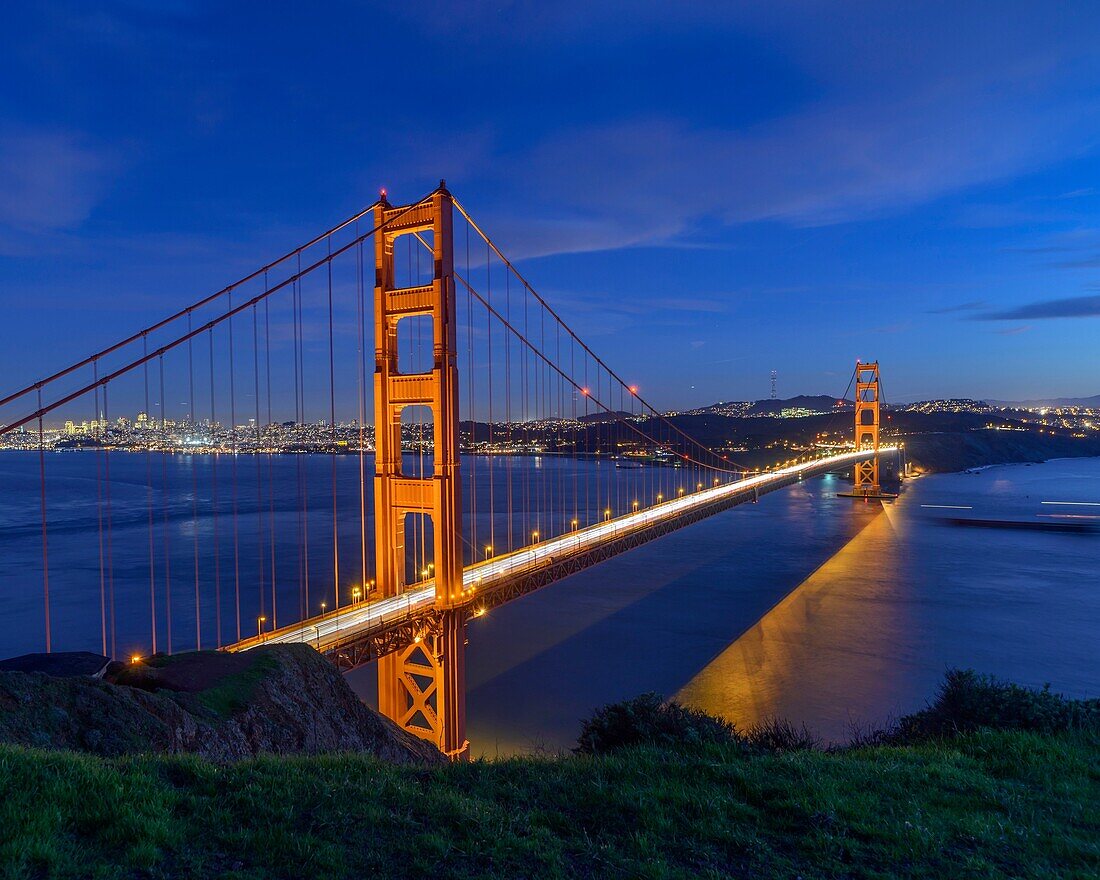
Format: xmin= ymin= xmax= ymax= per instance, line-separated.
xmin=0 ymin=183 xmax=896 ymax=759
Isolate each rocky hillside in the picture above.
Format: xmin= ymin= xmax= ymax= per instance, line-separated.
xmin=900 ymin=428 xmax=1100 ymax=473
xmin=0 ymin=644 xmax=442 ymax=764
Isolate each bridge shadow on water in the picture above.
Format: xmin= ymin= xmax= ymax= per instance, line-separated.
xmin=447 ymin=478 xmax=889 ymax=756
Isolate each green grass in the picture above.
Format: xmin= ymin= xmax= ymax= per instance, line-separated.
xmin=1 ymin=729 xmax=1096 ymax=879
xmin=123 ymin=650 xmax=280 ymax=718
xmin=191 ymin=654 xmax=278 ymax=718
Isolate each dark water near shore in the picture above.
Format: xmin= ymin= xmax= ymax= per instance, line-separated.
xmin=1 ymin=452 xmax=1098 ymax=754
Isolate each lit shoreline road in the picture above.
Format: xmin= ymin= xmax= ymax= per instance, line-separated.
xmin=228 ymin=448 xmax=895 ymax=655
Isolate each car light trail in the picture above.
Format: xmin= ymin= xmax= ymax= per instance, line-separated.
xmin=232 ymin=448 xmax=895 ymax=653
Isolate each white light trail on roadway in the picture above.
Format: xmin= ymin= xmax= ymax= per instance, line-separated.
xmin=231 ymin=448 xmax=894 ymax=653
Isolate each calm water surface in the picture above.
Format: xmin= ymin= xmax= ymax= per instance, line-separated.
xmin=451 ymin=457 xmax=1100 ymax=753
xmin=1 ymin=452 xmax=1097 ymax=754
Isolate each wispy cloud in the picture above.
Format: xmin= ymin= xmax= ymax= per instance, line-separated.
xmin=446 ymin=4 xmax=1100 ymax=259
xmin=1053 ymin=255 xmax=1100 ymax=269
xmin=927 ymin=300 xmax=987 ymax=314
xmin=979 ymin=294 xmax=1100 ymax=320
xmin=0 ymin=129 xmax=118 ymax=233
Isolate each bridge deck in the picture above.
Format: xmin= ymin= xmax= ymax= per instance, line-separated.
xmin=227 ymin=448 xmax=894 ymax=667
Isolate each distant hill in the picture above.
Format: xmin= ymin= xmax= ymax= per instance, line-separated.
xmin=745 ymin=395 xmax=851 ymax=415
xmin=987 ymin=394 xmax=1100 ymax=409
xmin=688 ymin=395 xmax=850 ymax=416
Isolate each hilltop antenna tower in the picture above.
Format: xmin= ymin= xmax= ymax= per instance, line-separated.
xmin=770 ymin=370 xmax=777 ymax=400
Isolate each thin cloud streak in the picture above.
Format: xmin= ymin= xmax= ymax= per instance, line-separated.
xmin=979 ymin=294 xmax=1100 ymax=320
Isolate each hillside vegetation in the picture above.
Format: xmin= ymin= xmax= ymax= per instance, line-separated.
xmin=1 ymin=670 xmax=1096 ymax=879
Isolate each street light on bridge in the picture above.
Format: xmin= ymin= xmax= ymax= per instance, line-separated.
xmin=257 ymin=616 xmax=266 ymax=640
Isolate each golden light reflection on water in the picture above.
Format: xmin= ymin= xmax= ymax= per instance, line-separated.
xmin=674 ymin=500 xmax=909 ymax=743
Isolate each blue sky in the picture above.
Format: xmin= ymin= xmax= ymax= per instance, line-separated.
xmin=2 ymin=0 xmax=1100 ymax=410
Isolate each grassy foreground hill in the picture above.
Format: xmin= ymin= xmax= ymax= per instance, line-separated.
xmin=1 ymin=730 xmax=1096 ymax=879
xmin=2 ymin=670 xmax=1098 ymax=879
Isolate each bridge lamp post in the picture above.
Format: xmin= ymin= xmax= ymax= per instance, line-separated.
xmin=657 ymin=493 xmax=663 ymax=503
xmin=604 ymin=508 xmax=611 ymax=521
xmin=571 ymin=518 xmax=578 ymax=531
xmin=678 ymin=487 xmax=685 ymax=497
xmin=633 ymin=500 xmax=639 ymax=512
xmin=532 ymin=530 xmax=539 ymax=543
xmin=485 ymin=545 xmax=492 ymax=560
xmin=321 ymin=601 xmax=327 ymax=616
xmin=257 ymin=616 xmax=266 ymax=641
xmin=352 ymin=587 xmax=362 ymax=604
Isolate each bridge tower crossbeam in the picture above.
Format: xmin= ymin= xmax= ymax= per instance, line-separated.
xmin=373 ymin=184 xmax=468 ymax=760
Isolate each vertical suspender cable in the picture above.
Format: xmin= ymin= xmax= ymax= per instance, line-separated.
xmin=144 ymin=336 xmax=157 ymax=654
xmin=104 ymin=383 xmax=116 ymax=659
xmin=228 ymin=292 xmax=241 ymax=642
xmin=327 ymin=234 xmax=339 ymax=608
xmin=94 ymin=364 xmax=106 ymax=656
xmin=485 ymin=239 xmax=494 ymax=553
xmin=160 ymin=355 xmax=173 ymax=653
xmin=188 ymin=312 xmax=201 ymax=650
xmin=37 ymin=388 xmax=51 ymax=653
xmin=265 ymin=297 xmax=277 ymax=627
xmin=208 ymin=329 xmax=222 ymax=647
xmin=252 ymin=304 xmax=266 ymax=625
xmin=356 ymin=228 xmax=368 ymax=591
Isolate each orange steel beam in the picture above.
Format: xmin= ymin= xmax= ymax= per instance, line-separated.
xmin=853 ymin=361 xmax=881 ymax=495
xmin=373 ymin=185 xmax=468 ymax=760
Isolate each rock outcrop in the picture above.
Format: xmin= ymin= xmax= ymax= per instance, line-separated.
xmin=0 ymin=644 xmax=443 ymax=764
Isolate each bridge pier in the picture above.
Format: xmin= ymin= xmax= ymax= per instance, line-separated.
xmin=377 ymin=609 xmax=468 ymax=759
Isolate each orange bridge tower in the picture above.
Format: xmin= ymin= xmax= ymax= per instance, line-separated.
xmin=853 ymin=360 xmax=881 ymax=496
xmin=373 ymin=184 xmax=468 ymax=760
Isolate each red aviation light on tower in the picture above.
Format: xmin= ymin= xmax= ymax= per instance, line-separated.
xmin=581 ymin=387 xmax=589 ymax=396
xmin=629 ymin=385 xmax=638 ymax=394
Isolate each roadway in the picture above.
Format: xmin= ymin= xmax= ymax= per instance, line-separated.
xmin=227 ymin=447 xmax=895 ymax=659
